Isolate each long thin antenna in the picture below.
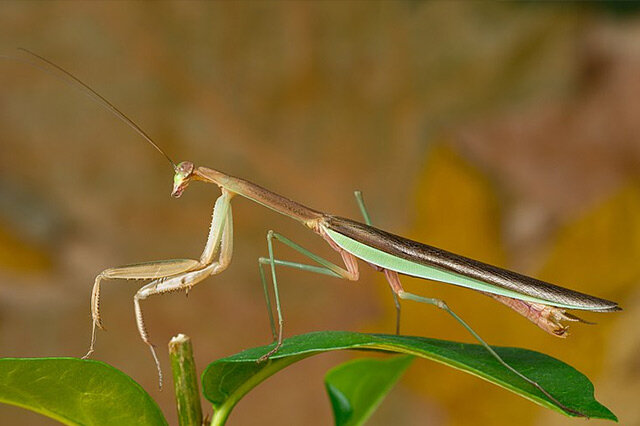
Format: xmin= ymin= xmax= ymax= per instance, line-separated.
xmin=10 ymin=48 xmax=177 ymax=170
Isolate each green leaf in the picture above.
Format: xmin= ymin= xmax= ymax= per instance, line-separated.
xmin=0 ymin=358 xmax=167 ymax=426
xmin=325 ymin=355 xmax=414 ymax=426
xmin=202 ymin=331 xmax=616 ymax=425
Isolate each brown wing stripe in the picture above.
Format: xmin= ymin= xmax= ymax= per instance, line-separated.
xmin=325 ymin=216 xmax=620 ymax=311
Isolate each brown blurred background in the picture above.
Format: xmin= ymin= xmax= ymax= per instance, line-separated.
xmin=1 ymin=2 xmax=639 ymax=425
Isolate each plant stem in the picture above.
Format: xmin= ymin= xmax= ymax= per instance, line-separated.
xmin=169 ymin=334 xmax=203 ymax=426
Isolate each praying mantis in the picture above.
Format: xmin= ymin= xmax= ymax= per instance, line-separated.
xmin=15 ymin=50 xmax=620 ymax=417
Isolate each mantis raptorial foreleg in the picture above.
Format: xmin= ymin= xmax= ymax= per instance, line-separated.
xmin=257 ymin=230 xmax=359 ymax=361
xmin=354 ymin=191 xmax=402 ymax=334
xmin=136 ymin=204 xmax=233 ymax=387
xmin=381 ymin=268 xmax=582 ymax=417
xmin=84 ymin=189 xmax=234 ymax=388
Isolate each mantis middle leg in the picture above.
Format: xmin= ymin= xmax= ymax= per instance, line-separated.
xmin=255 ymin=190 xmax=399 ymax=361
xmin=257 ymin=229 xmax=359 ymax=361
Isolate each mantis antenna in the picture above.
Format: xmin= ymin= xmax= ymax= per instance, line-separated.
xmin=9 ymin=48 xmax=177 ymax=170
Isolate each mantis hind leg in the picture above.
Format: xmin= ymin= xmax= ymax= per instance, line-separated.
xmin=382 ymin=269 xmax=585 ymax=418
xmin=257 ymin=230 xmax=359 ymax=361
xmin=354 ymin=190 xmax=401 ymax=334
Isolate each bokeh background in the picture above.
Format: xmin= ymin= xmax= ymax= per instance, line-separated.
xmin=1 ymin=2 xmax=639 ymax=425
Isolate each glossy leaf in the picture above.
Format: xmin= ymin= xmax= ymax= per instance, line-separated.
xmin=0 ymin=358 xmax=167 ymax=426
xmin=325 ymin=355 xmax=414 ymax=426
xmin=201 ymin=331 xmax=616 ymax=425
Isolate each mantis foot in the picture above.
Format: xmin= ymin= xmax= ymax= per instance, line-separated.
xmin=257 ymin=342 xmax=282 ymax=363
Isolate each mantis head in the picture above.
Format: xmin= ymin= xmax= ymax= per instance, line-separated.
xmin=172 ymin=161 xmax=195 ymax=198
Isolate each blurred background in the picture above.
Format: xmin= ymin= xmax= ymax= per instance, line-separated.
xmin=1 ymin=2 xmax=639 ymax=425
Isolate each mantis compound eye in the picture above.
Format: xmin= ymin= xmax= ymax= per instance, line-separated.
xmin=171 ymin=161 xmax=195 ymax=198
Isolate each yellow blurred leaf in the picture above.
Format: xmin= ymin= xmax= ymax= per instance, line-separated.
xmin=0 ymin=220 xmax=51 ymax=272
xmin=540 ymin=183 xmax=640 ymax=299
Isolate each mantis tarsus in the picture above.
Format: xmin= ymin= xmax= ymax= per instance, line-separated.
xmin=15 ymin=49 xmax=620 ymax=417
